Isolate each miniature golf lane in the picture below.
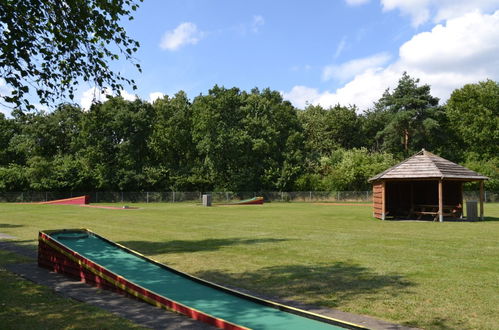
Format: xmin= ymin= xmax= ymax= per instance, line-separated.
xmin=49 ymin=231 xmax=349 ymax=329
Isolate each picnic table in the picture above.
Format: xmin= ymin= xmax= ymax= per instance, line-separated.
xmin=412 ymin=204 xmax=462 ymax=221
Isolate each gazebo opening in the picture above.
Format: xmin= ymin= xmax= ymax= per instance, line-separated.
xmin=385 ymin=180 xmax=462 ymax=219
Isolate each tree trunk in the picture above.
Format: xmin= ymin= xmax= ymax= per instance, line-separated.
xmin=403 ymin=129 xmax=409 ymax=152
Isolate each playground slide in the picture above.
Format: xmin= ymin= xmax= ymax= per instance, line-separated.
xmin=39 ymin=195 xmax=89 ymax=205
xmin=230 ymin=197 xmax=264 ymax=205
xmin=38 ymin=229 xmax=364 ymax=330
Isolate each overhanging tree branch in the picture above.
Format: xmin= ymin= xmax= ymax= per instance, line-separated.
xmin=0 ymin=0 xmax=142 ymax=110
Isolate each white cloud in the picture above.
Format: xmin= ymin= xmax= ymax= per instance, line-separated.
xmin=252 ymin=15 xmax=265 ymax=33
xmin=149 ymin=92 xmax=165 ymax=103
xmin=80 ymin=87 xmax=137 ymax=110
xmin=283 ymin=67 xmax=400 ymax=110
xmin=399 ymin=11 xmax=499 ymax=73
xmin=381 ymin=0 xmax=499 ymax=26
xmin=345 ymin=0 xmax=370 ymax=6
xmin=160 ymin=22 xmax=203 ymax=51
xmin=284 ymin=11 xmax=499 ymax=111
xmin=119 ymin=90 xmax=138 ymax=102
xmin=322 ymin=52 xmax=391 ymax=82
xmin=282 ymin=86 xmax=322 ymax=109
xmin=381 ymin=0 xmax=431 ymax=26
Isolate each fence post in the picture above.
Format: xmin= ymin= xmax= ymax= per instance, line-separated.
xmin=309 ymin=191 xmax=312 ymax=201
xmin=226 ymin=192 xmax=229 ymax=202
xmin=146 ymin=192 xmax=149 ymax=203
xmin=173 ymin=191 xmax=175 ymax=203
xmin=121 ymin=191 xmax=124 ymax=203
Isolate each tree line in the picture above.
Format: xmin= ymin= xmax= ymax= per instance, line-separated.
xmin=0 ymin=73 xmax=497 ymax=193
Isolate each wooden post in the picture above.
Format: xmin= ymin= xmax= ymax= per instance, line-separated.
xmin=479 ymin=180 xmax=484 ymax=220
xmin=438 ymin=180 xmax=443 ymax=222
xmin=381 ymin=181 xmax=386 ymax=220
xmin=460 ymin=182 xmax=464 ymax=219
xmin=410 ymin=182 xmax=414 ymax=217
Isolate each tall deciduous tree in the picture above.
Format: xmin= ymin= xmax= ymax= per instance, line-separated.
xmin=79 ymin=97 xmax=154 ymax=190
xmin=192 ymin=86 xmax=304 ymax=191
xmin=0 ymin=0 xmax=142 ymax=110
xmin=149 ymin=91 xmax=199 ymax=190
xmin=299 ymin=104 xmax=361 ymax=155
xmin=0 ymin=113 xmax=19 ymax=165
xmin=446 ymin=80 xmax=499 ymax=159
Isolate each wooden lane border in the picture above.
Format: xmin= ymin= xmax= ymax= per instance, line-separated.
xmin=39 ymin=229 xmax=367 ymax=330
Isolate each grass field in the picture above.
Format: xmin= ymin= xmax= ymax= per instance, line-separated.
xmin=1 ymin=202 xmax=498 ymax=329
xmin=0 ymin=249 xmax=144 ymax=329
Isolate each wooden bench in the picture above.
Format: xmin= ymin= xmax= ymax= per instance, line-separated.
xmin=412 ymin=204 xmax=460 ymax=221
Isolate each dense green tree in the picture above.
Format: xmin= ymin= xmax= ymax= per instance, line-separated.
xmin=446 ymin=80 xmax=499 ymax=159
xmin=192 ymin=86 xmax=304 ymax=191
xmin=464 ymin=156 xmax=499 ymax=193
xmin=0 ymin=164 xmax=28 ymax=191
xmin=359 ymin=107 xmax=392 ymax=152
xmin=374 ymin=72 xmax=444 ymax=156
xmin=321 ymin=148 xmax=398 ymax=191
xmin=0 ymin=0 xmax=142 ymax=110
xmin=242 ymin=88 xmax=305 ymax=191
xmin=191 ymin=86 xmax=247 ymax=191
xmin=149 ymin=91 xmax=198 ymax=190
xmin=299 ymin=104 xmax=362 ymax=155
xmin=79 ymin=97 xmax=154 ymax=190
xmin=0 ymin=113 xmax=19 ymax=165
xmin=0 ymin=80 xmax=497 ymax=193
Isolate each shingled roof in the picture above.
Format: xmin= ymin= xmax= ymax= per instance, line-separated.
xmin=369 ymin=149 xmax=489 ymax=182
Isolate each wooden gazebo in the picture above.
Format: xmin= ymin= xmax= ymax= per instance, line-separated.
xmin=369 ymin=149 xmax=488 ymax=221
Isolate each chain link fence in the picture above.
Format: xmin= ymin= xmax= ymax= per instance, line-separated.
xmin=0 ymin=190 xmax=497 ymax=203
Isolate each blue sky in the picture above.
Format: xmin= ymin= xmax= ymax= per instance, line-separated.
xmin=2 ymin=0 xmax=499 ymax=115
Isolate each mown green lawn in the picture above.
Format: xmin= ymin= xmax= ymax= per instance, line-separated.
xmin=0 ymin=202 xmax=498 ymax=329
xmin=0 ymin=248 xmax=144 ymax=329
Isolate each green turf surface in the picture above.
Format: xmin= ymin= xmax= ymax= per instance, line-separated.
xmin=51 ymin=231 xmax=342 ymax=329
xmin=1 ymin=202 xmax=498 ymax=329
xmin=0 ymin=249 xmax=144 ymax=329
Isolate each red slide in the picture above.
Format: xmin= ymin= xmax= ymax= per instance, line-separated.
xmin=40 ymin=195 xmax=90 ymax=205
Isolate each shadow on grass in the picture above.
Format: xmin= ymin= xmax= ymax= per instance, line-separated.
xmin=483 ymin=216 xmax=499 ymax=222
xmin=403 ymin=316 xmax=463 ymax=330
xmin=0 ymin=223 xmax=23 ymax=228
xmin=195 ymin=261 xmax=414 ymax=308
xmin=119 ymin=237 xmax=291 ymax=255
